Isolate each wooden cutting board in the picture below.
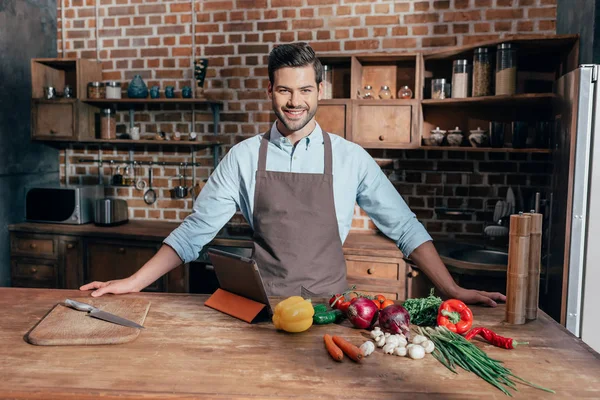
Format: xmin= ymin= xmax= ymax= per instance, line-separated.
xmin=25 ymin=297 xmax=151 ymax=346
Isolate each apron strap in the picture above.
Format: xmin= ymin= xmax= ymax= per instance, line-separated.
xmin=257 ymin=127 xmax=333 ymax=175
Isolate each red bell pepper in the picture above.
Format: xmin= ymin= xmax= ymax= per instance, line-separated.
xmin=437 ymin=299 xmax=473 ymax=334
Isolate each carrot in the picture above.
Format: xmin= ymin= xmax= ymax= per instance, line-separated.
xmin=324 ymin=334 xmax=343 ymax=362
xmin=332 ymin=335 xmax=363 ymax=362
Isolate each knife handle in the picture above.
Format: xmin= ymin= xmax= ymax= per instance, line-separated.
xmin=64 ymin=299 xmax=95 ymax=312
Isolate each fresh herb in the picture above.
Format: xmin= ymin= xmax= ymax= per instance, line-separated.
xmin=401 ymin=288 xmax=442 ymax=326
xmin=419 ymin=326 xmax=554 ymax=397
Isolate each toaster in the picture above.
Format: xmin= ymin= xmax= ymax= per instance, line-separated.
xmin=94 ymin=198 xmax=129 ymax=226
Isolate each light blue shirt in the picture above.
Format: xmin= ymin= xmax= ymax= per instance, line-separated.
xmin=164 ymin=122 xmax=432 ymax=263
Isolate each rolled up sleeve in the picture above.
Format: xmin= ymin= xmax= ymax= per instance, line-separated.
xmin=355 ymin=147 xmax=432 ymax=256
xmin=163 ymin=146 xmax=241 ymax=263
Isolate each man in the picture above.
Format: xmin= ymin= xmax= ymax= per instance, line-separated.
xmin=81 ymin=42 xmax=505 ymax=307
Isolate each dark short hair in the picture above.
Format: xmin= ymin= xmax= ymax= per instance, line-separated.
xmin=268 ymin=42 xmax=323 ymax=86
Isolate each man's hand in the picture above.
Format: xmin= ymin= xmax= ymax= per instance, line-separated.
xmin=449 ymin=287 xmax=506 ymax=307
xmin=80 ymin=277 xmax=139 ymax=297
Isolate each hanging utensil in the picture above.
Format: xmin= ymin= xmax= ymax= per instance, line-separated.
xmin=143 ymin=167 xmax=156 ymax=205
xmin=173 ymin=163 xmax=188 ymax=198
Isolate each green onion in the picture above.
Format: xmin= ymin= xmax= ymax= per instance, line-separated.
xmin=418 ymin=326 xmax=555 ymax=396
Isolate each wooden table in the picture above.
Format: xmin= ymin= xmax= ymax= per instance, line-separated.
xmin=2 ymin=288 xmax=599 ymax=399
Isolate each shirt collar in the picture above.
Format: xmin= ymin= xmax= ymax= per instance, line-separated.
xmin=269 ymin=121 xmax=323 ymax=149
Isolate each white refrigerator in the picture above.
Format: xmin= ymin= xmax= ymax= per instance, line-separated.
xmin=555 ymin=65 xmax=600 ymax=354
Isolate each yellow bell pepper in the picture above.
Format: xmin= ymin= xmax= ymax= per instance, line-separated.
xmin=272 ymin=296 xmax=314 ymax=333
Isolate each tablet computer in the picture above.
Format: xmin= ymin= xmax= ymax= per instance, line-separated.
xmin=207 ymin=247 xmax=273 ymax=316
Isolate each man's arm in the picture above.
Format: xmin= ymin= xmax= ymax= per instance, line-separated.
xmin=354 ymin=146 xmax=505 ymax=306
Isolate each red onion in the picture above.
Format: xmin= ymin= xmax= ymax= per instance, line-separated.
xmin=378 ymin=304 xmax=411 ymax=338
xmin=346 ymin=297 xmax=379 ymax=329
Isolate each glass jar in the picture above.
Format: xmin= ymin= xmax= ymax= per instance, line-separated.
xmin=87 ymin=81 xmax=105 ymax=99
xmin=472 ymin=47 xmax=492 ymax=97
xmin=495 ymin=43 xmax=517 ymax=95
xmin=431 ymin=78 xmax=449 ymax=99
xmin=359 ymin=85 xmax=374 ymax=99
xmin=451 ymin=59 xmax=470 ymax=99
xmin=398 ymin=85 xmax=413 ymax=99
xmin=99 ymin=108 xmax=116 ymax=140
xmin=105 ymin=81 xmax=122 ymax=99
xmin=322 ymin=65 xmax=333 ymax=99
xmin=378 ymin=85 xmax=392 ymax=100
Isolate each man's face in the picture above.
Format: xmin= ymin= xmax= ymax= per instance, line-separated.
xmin=268 ymin=65 xmax=323 ymax=133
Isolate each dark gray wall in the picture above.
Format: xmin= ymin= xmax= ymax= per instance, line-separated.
xmin=557 ymin=0 xmax=600 ymax=64
xmin=0 ymin=0 xmax=60 ymax=286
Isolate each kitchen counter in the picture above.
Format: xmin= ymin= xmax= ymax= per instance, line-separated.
xmin=8 ymin=221 xmax=404 ymax=257
xmin=2 ymin=288 xmax=600 ymax=399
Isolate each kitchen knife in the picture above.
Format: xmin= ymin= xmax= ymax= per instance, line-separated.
xmin=64 ymin=299 xmax=145 ymax=329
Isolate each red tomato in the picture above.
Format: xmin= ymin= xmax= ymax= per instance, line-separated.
xmin=381 ymin=299 xmax=395 ymax=309
xmin=329 ymin=294 xmax=343 ymax=309
xmin=371 ymin=299 xmax=381 ymax=309
xmin=338 ymin=301 xmax=351 ymax=313
xmin=350 ymin=297 xmax=359 ymax=304
xmin=374 ymin=294 xmax=386 ymax=304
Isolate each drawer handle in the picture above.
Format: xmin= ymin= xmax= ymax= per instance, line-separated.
xmin=30 ymin=243 xmax=38 ymax=249
xmin=30 ymin=268 xmax=38 ymax=274
xmin=367 ymin=268 xmax=375 ymax=275
xmin=67 ymin=243 xmax=75 ymax=249
xmin=407 ymin=270 xmax=419 ymax=278
xmin=50 ymin=129 xmax=57 ymax=135
xmin=118 ymin=248 xmax=126 ymax=254
xmin=379 ymin=135 xmax=385 ymax=141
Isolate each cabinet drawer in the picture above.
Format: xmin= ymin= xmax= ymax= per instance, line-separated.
xmin=11 ymin=258 xmax=58 ymax=288
xmin=351 ymin=102 xmax=413 ymax=147
xmin=11 ymin=235 xmax=56 ymax=258
xmin=316 ymin=101 xmax=350 ymax=138
xmin=346 ymin=260 xmax=399 ymax=280
xmin=32 ymin=101 xmax=76 ymax=138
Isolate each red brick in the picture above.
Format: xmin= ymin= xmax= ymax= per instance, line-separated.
xmin=247 ymin=10 xmax=261 ymax=20
xmin=463 ymin=34 xmax=501 ymax=45
xmin=375 ymin=4 xmax=390 ymax=13
xmin=298 ymin=31 xmax=312 ymax=40
xmin=196 ymin=24 xmax=219 ymax=33
xmin=301 ymin=8 xmax=314 ymax=17
xmin=245 ymin=33 xmax=260 ymax=42
xmin=373 ymin=27 xmax=388 ymax=37
xmin=239 ymin=44 xmax=269 ymax=54
xmin=170 ymin=3 xmax=191 ymax=13
xmin=434 ymin=25 xmax=449 ymax=34
xmin=126 ymin=27 xmax=153 ymax=36
xmin=140 ymin=48 xmax=168 ymax=58
xmin=263 ymin=32 xmax=277 ymax=42
xmin=486 ymin=9 xmax=523 ymax=19
xmin=382 ymin=38 xmax=418 ymax=49
xmin=280 ymin=9 xmax=294 ymax=18
xmin=118 ymin=17 xmax=131 ymax=27
xmin=213 ymin=12 xmax=228 ymax=22
xmin=308 ymin=0 xmax=336 ymax=4
xmin=111 ymin=49 xmax=137 ymax=58
xmin=108 ymin=6 xmax=134 ymax=16
xmin=404 ymin=13 xmax=439 ymax=24
xmin=257 ymin=21 xmax=288 ymax=30
xmin=528 ymin=7 xmax=556 ymax=18
xmin=394 ymin=2 xmax=410 ymax=12
xmin=102 ymin=39 xmax=114 ymax=48
xmin=131 ymin=59 xmax=144 ymax=69
xmin=148 ymin=37 xmax=160 ymax=46
xmin=237 ymin=0 xmax=268 ymax=7
xmin=518 ymin=0 xmax=534 ymax=4
xmin=179 ymin=35 xmax=192 ymax=45
xmin=163 ymin=59 xmax=176 ymax=68
xmin=223 ymin=22 xmax=253 ymax=32
xmin=474 ymin=22 xmax=491 ymax=32
xmin=202 ymin=1 xmax=234 ymax=11
xmin=329 ymin=17 xmax=361 ymax=27
xmin=494 ymin=21 xmax=513 ymax=31
xmin=475 ymin=0 xmax=492 ymax=5
xmin=434 ymin=0 xmax=450 ymax=9
xmin=454 ymin=23 xmax=469 ymax=33
xmin=353 ymin=28 xmax=368 ymax=38
xmin=204 ymin=45 xmax=235 ymax=56
xmin=164 ymin=15 xmax=177 ymax=24
xmin=103 ymin=18 xmax=116 ymax=27
xmin=344 ymin=40 xmax=379 ymax=51
xmin=444 ymin=10 xmax=482 ymax=22
xmin=422 ymin=36 xmax=457 ymax=47
xmin=337 ymin=5 xmax=351 ymax=15
xmin=355 ymin=5 xmax=371 ymax=14
xmin=392 ymin=26 xmax=409 ymax=35
xmin=280 ymin=31 xmax=295 ymax=41
xmin=132 ymin=16 xmax=145 ymax=26
xmin=412 ymin=25 xmax=429 ymax=35
xmin=317 ymin=30 xmax=331 ymax=40
xmin=454 ymin=0 xmax=470 ymax=8
xmin=292 ymin=19 xmax=324 ymax=29
xmin=138 ymin=4 xmax=165 ymax=14
xmin=158 ymin=26 xmax=187 ymax=35
xmin=318 ymin=7 xmax=334 ymax=16
xmin=78 ymin=8 xmax=94 ymax=18
xmin=539 ymin=20 xmax=556 ymax=31
xmin=496 ymin=0 xmax=514 ymax=6
xmin=271 ymin=0 xmax=303 ymax=6
xmin=366 ymin=15 xmax=399 ymax=25
xmin=540 ymin=0 xmax=556 ymax=4
xmin=414 ymin=1 xmax=430 ymax=11
xmin=66 ymin=30 xmax=90 ymax=39
xmin=117 ymin=39 xmax=129 ymax=47
xmin=310 ymin=41 xmax=341 ymax=52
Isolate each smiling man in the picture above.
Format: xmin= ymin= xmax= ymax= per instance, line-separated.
xmin=81 ymin=42 xmax=505 ymax=307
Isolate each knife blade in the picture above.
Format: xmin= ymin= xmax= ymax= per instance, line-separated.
xmin=64 ymin=299 xmax=145 ymax=329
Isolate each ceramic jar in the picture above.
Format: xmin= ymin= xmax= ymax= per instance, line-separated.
xmin=424 ymin=127 xmax=445 ymax=146
xmin=127 ymin=75 xmax=148 ymax=98
xmin=447 ymin=126 xmax=464 ymax=146
xmin=468 ymin=127 xmax=489 ymax=147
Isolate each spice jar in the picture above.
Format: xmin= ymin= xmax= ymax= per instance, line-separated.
xmin=431 ymin=78 xmax=449 ymax=99
xmin=358 ymin=85 xmax=374 ymax=99
xmin=322 ymin=65 xmax=333 ymax=99
xmin=378 ymin=85 xmax=392 ymax=100
xmin=105 ymin=81 xmax=122 ymax=99
xmin=99 ymin=108 xmax=116 ymax=140
xmin=87 ymin=81 xmax=105 ymax=99
xmin=495 ymin=43 xmax=517 ymax=95
xmin=451 ymin=59 xmax=470 ymax=99
xmin=398 ymin=85 xmax=413 ymax=99
xmin=472 ymin=47 xmax=492 ymax=97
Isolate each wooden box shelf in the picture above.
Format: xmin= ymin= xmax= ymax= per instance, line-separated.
xmin=31 ymin=58 xmax=102 ymax=100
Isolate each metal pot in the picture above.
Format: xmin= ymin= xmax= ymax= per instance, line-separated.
xmin=173 ymin=163 xmax=188 ymax=199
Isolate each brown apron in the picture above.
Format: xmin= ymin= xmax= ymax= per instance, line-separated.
xmin=252 ymin=130 xmax=348 ymax=297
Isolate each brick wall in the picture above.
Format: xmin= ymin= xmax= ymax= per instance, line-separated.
xmin=56 ymin=0 xmax=557 ymax=238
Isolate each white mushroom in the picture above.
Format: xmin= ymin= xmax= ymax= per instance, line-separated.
xmin=394 ymin=346 xmax=407 ymax=357
xmin=395 ymin=335 xmax=408 ymax=348
xmin=383 ymin=343 xmax=397 ymax=354
xmin=370 ymin=329 xmax=384 ymax=340
xmin=384 ymin=332 xmax=391 ymax=337
xmin=375 ymin=335 xmax=386 ymax=348
xmin=422 ymin=340 xmax=435 ymax=354
xmin=408 ymin=344 xmax=426 ymax=360
xmin=411 ymin=334 xmax=427 ymax=345
xmin=360 ymin=341 xmax=375 ymax=356
xmin=386 ymin=335 xmax=400 ymax=347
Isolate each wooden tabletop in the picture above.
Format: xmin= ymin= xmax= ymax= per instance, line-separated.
xmin=2 ymin=288 xmax=599 ymax=399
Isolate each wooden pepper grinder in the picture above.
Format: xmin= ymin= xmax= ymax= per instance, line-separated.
xmin=506 ymin=213 xmax=531 ymax=325
xmin=525 ymin=212 xmax=543 ymax=320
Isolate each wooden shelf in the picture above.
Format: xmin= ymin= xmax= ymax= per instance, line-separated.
xmin=83 ymin=98 xmax=222 ymax=108
xmin=34 ymin=137 xmax=223 ymax=149
xmin=422 ymin=93 xmax=557 ymax=107
xmin=419 ymin=146 xmax=551 ymax=153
